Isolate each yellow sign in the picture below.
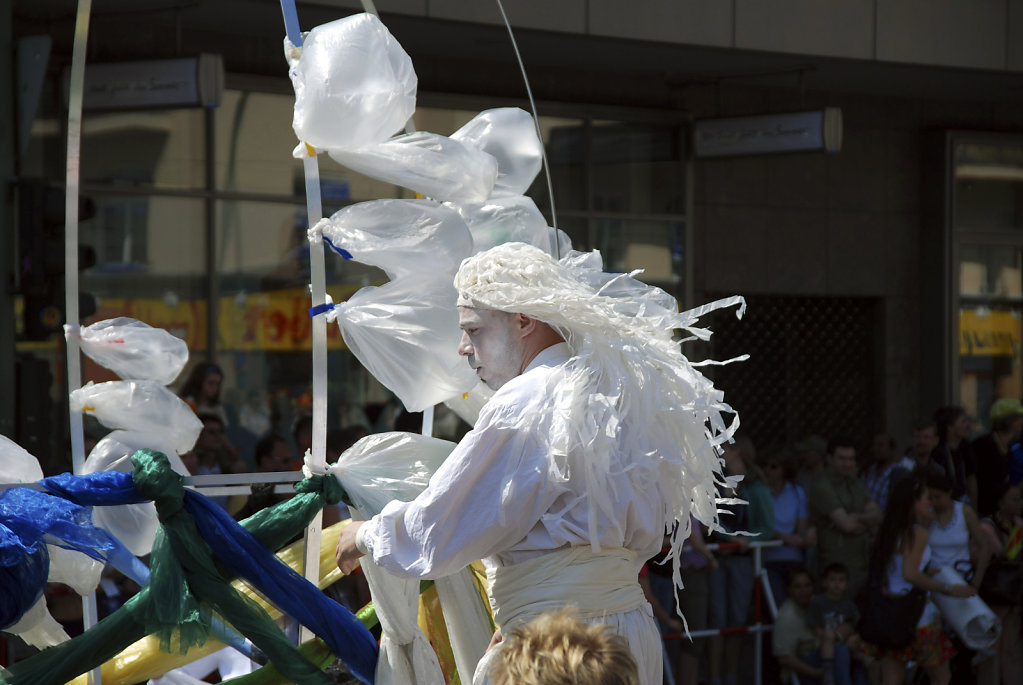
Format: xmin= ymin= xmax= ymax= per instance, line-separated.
xmin=93 ymin=284 xmax=364 ymax=353
xmin=960 ymin=309 xmax=1021 ymax=356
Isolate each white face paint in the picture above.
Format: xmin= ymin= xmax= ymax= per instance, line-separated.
xmin=457 ymin=307 xmax=524 ymax=390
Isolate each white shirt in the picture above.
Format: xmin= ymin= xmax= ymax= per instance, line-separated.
xmin=361 ymin=342 xmax=665 ymax=578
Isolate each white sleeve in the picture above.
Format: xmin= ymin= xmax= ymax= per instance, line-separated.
xmin=359 ymin=404 xmax=557 ymax=578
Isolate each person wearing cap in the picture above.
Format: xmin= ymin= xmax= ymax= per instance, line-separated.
xmin=972 ymin=398 xmax=1023 ymax=518
xmin=334 ymin=242 xmax=739 ymax=685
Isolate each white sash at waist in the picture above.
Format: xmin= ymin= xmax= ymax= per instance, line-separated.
xmin=486 ymin=546 xmax=645 ymax=629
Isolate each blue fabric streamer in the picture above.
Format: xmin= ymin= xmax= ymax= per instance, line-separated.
xmin=182 ymin=490 xmax=378 ymax=683
xmin=0 ymin=522 xmax=48 ymax=630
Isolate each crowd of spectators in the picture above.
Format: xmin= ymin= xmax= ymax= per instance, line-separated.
xmin=648 ymin=400 xmax=1023 ymax=685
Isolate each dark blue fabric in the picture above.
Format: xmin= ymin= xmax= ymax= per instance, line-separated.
xmin=40 ymin=470 xmax=146 ymax=507
xmin=0 ymin=522 xmax=48 ymax=630
xmin=182 ymin=490 xmax=378 ymax=684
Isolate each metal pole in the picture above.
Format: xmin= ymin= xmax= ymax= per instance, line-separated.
xmin=65 ymin=1 xmax=100 ymax=683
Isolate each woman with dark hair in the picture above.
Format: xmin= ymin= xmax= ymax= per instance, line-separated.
xmin=979 ymin=482 xmax=1023 ymax=684
xmin=179 ymin=362 xmax=228 ymax=425
xmin=861 ymin=475 xmax=976 ymax=685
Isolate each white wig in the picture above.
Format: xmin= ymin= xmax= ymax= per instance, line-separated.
xmin=455 ymin=243 xmax=746 ymax=607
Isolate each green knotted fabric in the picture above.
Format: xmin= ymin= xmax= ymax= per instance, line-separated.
xmin=5 ymin=451 xmax=347 ymax=685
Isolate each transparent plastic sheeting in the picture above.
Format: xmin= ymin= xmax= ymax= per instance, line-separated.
xmin=70 ymin=381 xmax=203 ymax=456
xmin=325 ymin=132 xmax=498 ymax=205
xmin=311 ymin=201 xmax=477 ymax=412
xmin=84 ymin=431 xmax=189 ymax=557
xmin=312 ymin=199 xmax=473 ymax=280
xmin=449 ymin=108 xmax=543 ymax=198
xmin=70 ymin=318 xmax=189 ymax=386
xmin=321 ymin=431 xmax=455 ymax=516
xmin=0 ymin=434 xmax=44 ymax=484
xmin=932 ymin=567 xmax=1001 ymax=650
xmin=288 ymin=13 xmax=416 ymax=151
xmin=454 ymin=195 xmax=567 ymax=256
xmin=317 ymin=432 xmax=456 ymax=685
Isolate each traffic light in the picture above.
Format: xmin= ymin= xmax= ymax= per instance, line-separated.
xmin=16 ymin=178 xmax=96 ymax=340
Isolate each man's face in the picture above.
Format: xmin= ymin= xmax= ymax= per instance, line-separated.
xmin=261 ymin=439 xmax=295 ymax=472
xmin=912 ymin=425 xmax=938 ymax=459
xmin=457 ymin=307 xmax=524 ymax=390
xmin=829 ymin=446 xmax=857 ymax=478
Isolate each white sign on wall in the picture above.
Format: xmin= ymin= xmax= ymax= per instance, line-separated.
xmin=694 ymin=108 xmax=842 ymax=158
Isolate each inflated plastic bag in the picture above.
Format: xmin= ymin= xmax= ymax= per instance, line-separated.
xmin=455 ymin=195 xmax=560 ymax=255
xmin=442 ymin=383 xmax=494 ymax=428
xmin=327 ymin=131 xmax=498 ymax=205
xmin=312 ymin=199 xmax=473 ymax=279
xmin=46 ymin=544 xmax=104 ymax=597
xmin=83 ymin=431 xmax=188 ymax=557
xmin=71 ymin=318 xmax=188 ymax=386
xmin=451 ymin=108 xmax=543 ymax=197
xmin=4 ymin=595 xmax=70 ymax=649
xmin=324 ymin=431 xmax=455 ymax=515
xmin=336 ymin=276 xmax=477 ymax=412
xmin=289 ymin=13 xmax=417 ymax=150
xmin=69 ymin=381 xmax=203 ymax=455
xmin=0 ymin=435 xmax=44 ymax=485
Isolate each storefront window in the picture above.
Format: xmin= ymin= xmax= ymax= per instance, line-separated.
xmin=954 ymin=138 xmax=1023 ymax=427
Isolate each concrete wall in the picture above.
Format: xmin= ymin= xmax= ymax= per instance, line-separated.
xmin=360 ymin=0 xmax=1023 ymax=73
xmin=685 ymin=81 xmax=1023 ymax=442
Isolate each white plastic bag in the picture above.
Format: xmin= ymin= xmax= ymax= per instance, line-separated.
xmin=327 ymin=131 xmax=498 ymax=205
xmin=312 ymin=199 xmax=473 ymax=280
xmin=451 ymin=108 xmax=543 ymax=197
xmin=46 ymin=544 xmax=104 ymax=596
xmin=336 ymin=277 xmax=478 ymax=412
xmin=442 ymin=383 xmax=494 ymax=428
xmin=71 ymin=318 xmax=188 ymax=385
xmin=454 ymin=195 xmax=561 ymax=256
xmin=69 ymin=381 xmax=203 ymax=456
xmin=4 ymin=595 xmax=70 ymax=649
xmin=289 ymin=13 xmax=417 ymax=150
xmin=326 ymin=431 xmax=455 ymax=516
xmin=0 ymin=435 xmax=44 ymax=484
xmin=83 ymin=431 xmax=189 ymax=557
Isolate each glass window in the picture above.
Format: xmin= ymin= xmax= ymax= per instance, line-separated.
xmin=954 ymin=137 xmax=1023 ymax=426
xmin=81 ymin=110 xmax=206 ymax=189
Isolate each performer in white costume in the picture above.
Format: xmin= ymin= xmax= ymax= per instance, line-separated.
xmin=337 ymin=242 xmax=741 ymax=685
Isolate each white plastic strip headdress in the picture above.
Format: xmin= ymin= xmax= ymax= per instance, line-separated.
xmin=455 ymin=242 xmax=746 ymax=606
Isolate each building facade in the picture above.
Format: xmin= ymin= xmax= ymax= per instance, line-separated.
xmin=5 ymin=0 xmax=1023 ymax=472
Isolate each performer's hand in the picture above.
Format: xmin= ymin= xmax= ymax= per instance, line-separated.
xmin=336 ymin=520 xmax=366 ymax=575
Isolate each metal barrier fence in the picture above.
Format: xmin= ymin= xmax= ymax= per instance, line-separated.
xmin=657 ymin=539 xmax=783 ymax=685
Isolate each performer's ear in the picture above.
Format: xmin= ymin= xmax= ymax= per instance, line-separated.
xmin=512 ymin=313 xmax=537 ymax=338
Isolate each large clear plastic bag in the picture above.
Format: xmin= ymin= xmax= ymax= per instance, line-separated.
xmin=325 ymin=431 xmax=455 ymax=524
xmin=337 ymin=276 xmax=477 ymax=412
xmin=289 ymin=13 xmax=417 ymax=150
xmin=312 ymin=199 xmax=473 ymax=280
xmin=69 ymin=381 xmax=203 ymax=456
xmin=46 ymin=544 xmax=104 ymax=596
xmin=442 ymin=383 xmax=493 ymax=428
xmin=0 ymin=435 xmax=44 ymax=484
xmin=451 ymin=108 xmax=543 ymax=197
xmin=4 ymin=595 xmax=70 ymax=649
xmin=453 ymin=195 xmax=563 ymax=256
xmin=83 ymin=431 xmax=188 ymax=557
xmin=327 ymin=131 xmax=498 ymax=205
xmin=70 ymin=318 xmax=188 ymax=386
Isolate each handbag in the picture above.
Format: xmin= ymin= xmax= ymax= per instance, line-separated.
xmin=978 ymin=560 xmax=1023 ymax=606
xmin=856 ymin=580 xmax=927 ymax=649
